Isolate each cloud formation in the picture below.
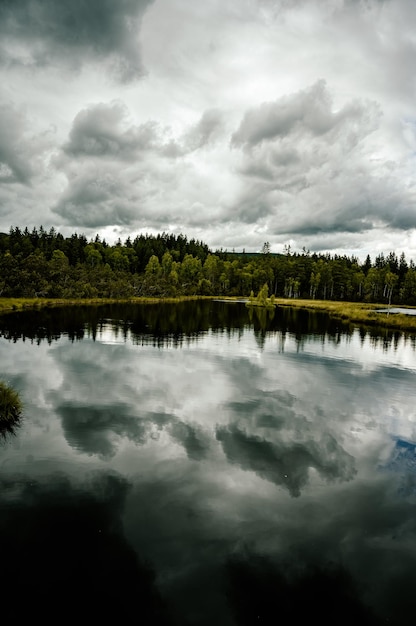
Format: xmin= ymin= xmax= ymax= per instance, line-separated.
xmin=230 ymin=80 xmax=416 ymax=237
xmin=52 ymin=101 xmax=228 ymax=228
xmin=0 ymin=0 xmax=152 ymax=81
xmin=1 ymin=0 xmax=416 ymax=257
xmin=231 ymin=80 xmax=344 ymax=148
xmin=63 ymin=102 xmax=160 ymax=159
xmin=0 ymin=101 xmax=52 ymax=184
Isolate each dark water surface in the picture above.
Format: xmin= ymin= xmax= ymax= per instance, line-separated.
xmin=1 ymin=301 xmax=416 ymax=625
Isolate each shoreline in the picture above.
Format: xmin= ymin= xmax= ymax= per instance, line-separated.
xmin=274 ymin=298 xmax=416 ymax=333
xmin=0 ymin=296 xmax=416 ymax=334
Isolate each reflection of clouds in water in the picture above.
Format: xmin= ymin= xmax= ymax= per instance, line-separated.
xmin=227 ymin=389 xmax=297 ymax=430
xmin=3 ymin=318 xmax=415 ymax=485
xmin=48 ymin=329 xmax=416 ymax=472
xmin=216 ymin=424 xmax=356 ymax=497
xmin=1 ymin=310 xmax=416 ymax=623
xmin=380 ymin=438 xmax=416 ymax=498
xmin=299 ymin=481 xmax=416 ymax=625
xmin=0 ymin=470 xmax=176 ymax=624
xmin=47 ymin=338 xmax=232 ymax=459
xmin=50 ymin=339 xmax=232 ymax=422
xmin=224 ymin=346 xmax=416 ymax=447
xmin=0 ymin=340 xmax=63 ymax=413
xmin=122 ymin=459 xmax=416 ymax=625
xmin=56 ymin=399 xmax=212 ymax=462
xmin=56 ymin=403 xmax=149 ymax=458
xmin=225 ymin=552 xmax=381 ymax=626
xmin=0 ymin=461 xmax=411 ymax=624
xmin=169 ymin=420 xmax=212 ymax=461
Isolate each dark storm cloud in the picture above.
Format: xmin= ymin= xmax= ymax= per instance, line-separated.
xmin=62 ymin=102 xmax=225 ymax=162
xmin=284 ymin=217 xmax=373 ymax=236
xmin=284 ymin=167 xmax=416 ymax=236
xmin=231 ymin=80 xmax=376 ymax=149
xmin=240 ymin=146 xmax=301 ymax=182
xmin=231 ymin=80 xmax=329 ymax=147
xmin=52 ymin=167 xmax=139 ymax=227
xmin=0 ymin=101 xmax=46 ymax=184
xmin=258 ymin=0 xmax=389 ymax=13
xmin=0 ymin=0 xmax=152 ymax=81
xmin=391 ymin=210 xmax=416 ymax=230
xmin=289 ymin=197 xmax=416 ymax=236
xmin=182 ymin=109 xmax=225 ymax=152
xmin=51 ymin=159 xmax=190 ymax=229
xmin=228 ymin=80 xmax=416 ymax=237
xmin=53 ymin=101 xmax=227 ymax=228
xmin=64 ymin=102 xmax=160 ymax=159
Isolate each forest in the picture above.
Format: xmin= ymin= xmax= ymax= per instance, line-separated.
xmin=1 ymin=226 xmax=416 ymax=305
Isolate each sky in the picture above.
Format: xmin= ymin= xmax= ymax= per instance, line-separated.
xmin=1 ymin=0 xmax=416 ymax=260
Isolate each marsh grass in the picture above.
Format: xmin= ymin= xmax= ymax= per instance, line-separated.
xmin=275 ymin=298 xmax=416 ymax=333
xmin=0 ymin=296 xmax=215 ymax=315
xmin=0 ymin=381 xmax=23 ymax=439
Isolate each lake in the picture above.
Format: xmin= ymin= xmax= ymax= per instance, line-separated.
xmin=1 ymin=301 xmax=416 ymax=625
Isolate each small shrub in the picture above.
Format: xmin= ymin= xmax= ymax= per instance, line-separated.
xmin=0 ymin=382 xmax=23 ymax=424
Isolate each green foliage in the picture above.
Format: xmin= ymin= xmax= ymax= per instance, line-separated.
xmin=1 ymin=226 xmax=416 ymax=306
xmin=246 ymin=283 xmax=276 ymax=308
xmin=0 ymin=381 xmax=22 ymax=424
xmin=257 ymin=283 xmax=268 ymax=305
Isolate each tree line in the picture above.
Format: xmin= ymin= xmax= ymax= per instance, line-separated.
xmin=0 ymin=226 xmax=416 ymax=304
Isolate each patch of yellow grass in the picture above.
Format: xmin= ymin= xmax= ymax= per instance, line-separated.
xmin=0 ymin=295 xmax=215 ymax=315
xmin=275 ymin=298 xmax=416 ymax=333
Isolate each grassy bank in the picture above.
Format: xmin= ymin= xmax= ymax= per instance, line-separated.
xmin=274 ymin=298 xmax=416 ymax=333
xmin=0 ymin=295 xmax=215 ymax=315
xmin=0 ymin=296 xmax=416 ymax=333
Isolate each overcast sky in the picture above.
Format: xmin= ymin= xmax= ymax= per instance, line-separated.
xmin=1 ymin=0 xmax=416 ymax=259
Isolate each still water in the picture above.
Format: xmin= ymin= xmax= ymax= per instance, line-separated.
xmin=0 ymin=301 xmax=416 ymax=625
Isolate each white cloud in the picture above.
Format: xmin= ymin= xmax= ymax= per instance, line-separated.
xmin=0 ymin=0 xmax=415 ymax=259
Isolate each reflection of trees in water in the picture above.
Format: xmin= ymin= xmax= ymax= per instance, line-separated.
xmin=247 ymin=305 xmax=275 ymax=328
xmin=0 ymin=301 xmax=227 ymax=344
xmin=0 ymin=472 xmax=176 ymax=625
xmin=0 ymin=300 xmax=383 ymax=349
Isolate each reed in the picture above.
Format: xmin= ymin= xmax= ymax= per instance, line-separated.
xmin=0 ymin=381 xmax=23 ymax=425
